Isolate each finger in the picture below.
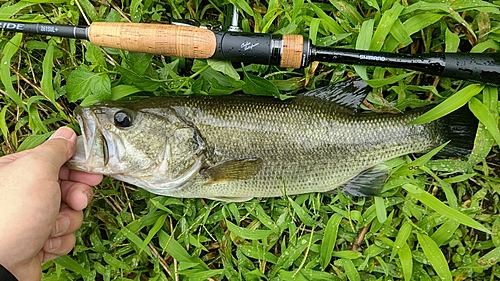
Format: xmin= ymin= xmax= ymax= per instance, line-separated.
xmin=69 ymin=170 xmax=103 ymax=186
xmin=40 ymin=252 xmax=60 ymax=263
xmin=28 ymin=127 xmax=77 ymax=174
xmin=42 ymin=233 xmax=76 ymax=259
xmin=59 ymin=166 xmax=104 ymax=186
xmin=50 ymin=204 xmax=83 ymax=237
xmin=60 ymin=181 xmax=94 ymax=211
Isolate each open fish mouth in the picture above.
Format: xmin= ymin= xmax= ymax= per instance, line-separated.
xmin=69 ymin=107 xmax=109 ymax=171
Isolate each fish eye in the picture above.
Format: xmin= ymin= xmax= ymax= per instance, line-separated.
xmin=114 ymin=110 xmax=133 ymax=128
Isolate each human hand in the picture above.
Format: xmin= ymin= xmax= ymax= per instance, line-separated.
xmin=0 ymin=127 xmax=103 ymax=281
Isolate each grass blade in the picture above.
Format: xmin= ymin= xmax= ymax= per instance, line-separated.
xmin=469 ymin=97 xmax=500 ymax=146
xmin=239 ymin=245 xmax=278 ymax=264
xmin=0 ymin=33 xmax=26 ymax=110
xmin=334 ymin=259 xmax=360 ymax=281
xmin=75 ymin=0 xmax=98 ymax=22
xmin=288 ymin=198 xmax=317 ymax=227
xmin=320 ymin=213 xmax=342 ymax=269
xmin=54 ymin=256 xmax=92 ymax=278
xmin=291 ymin=0 xmax=304 ymax=20
xmin=0 ymin=1 xmax=37 ymax=18
xmin=307 ymin=0 xmax=344 ymax=34
xmin=357 ymin=20 xmax=375 ymax=48
xmin=332 ymin=251 xmax=362 ymax=259
xmin=483 ymin=86 xmax=499 ymax=111
xmin=471 ymin=39 xmax=500 ymax=52
xmin=279 ymin=268 xmax=340 ymax=280
xmin=226 ymin=220 xmax=273 ymax=240
xmin=354 ymin=19 xmax=374 ymax=80
xmin=365 ymin=73 xmax=413 ymax=87
xmin=477 ymin=247 xmax=500 ymax=268
xmin=394 ymin=142 xmax=449 ymax=176
xmin=178 ymin=269 xmax=225 ymax=279
xmin=309 ymin=18 xmax=321 ymax=45
xmin=114 ymin=224 xmax=153 ymax=258
xmin=399 ymin=242 xmax=413 ymax=281
xmin=232 ymin=0 xmax=254 ymax=16
xmin=370 ymin=2 xmax=404 ymax=51
xmin=445 ymin=28 xmax=460 ymax=52
xmin=410 ymin=84 xmax=484 ymax=124
xmin=383 ymin=13 xmax=443 ymax=52
xmin=0 ymin=105 xmax=8 ymax=142
xmin=374 ymin=196 xmax=387 ymax=223
xmin=403 ymin=184 xmax=491 ymax=234
xmin=389 ymin=19 xmax=412 ymax=46
xmin=419 ymin=166 xmax=458 ymax=209
xmin=41 ymin=40 xmax=55 ymax=102
xmin=140 ymin=213 xmax=167 ymax=252
xmin=390 ymin=221 xmax=412 ymax=260
xmin=102 ymin=252 xmax=132 ymax=271
xmin=430 ymin=219 xmax=460 ymax=246
xmin=17 ymin=132 xmax=51 ymax=151
xmin=466 ymin=123 xmax=496 ymax=168
xmin=363 ymin=0 xmax=379 ymax=10
xmin=272 ymin=234 xmax=321 ymax=275
xmin=416 ymin=233 xmax=452 ymax=281
xmin=158 ymin=230 xmax=210 ymax=269
xmin=401 ymin=13 xmax=444 ymax=35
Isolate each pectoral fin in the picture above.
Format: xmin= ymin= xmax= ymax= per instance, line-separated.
xmin=202 ymin=157 xmax=263 ymax=183
xmin=339 ymin=164 xmax=390 ymax=197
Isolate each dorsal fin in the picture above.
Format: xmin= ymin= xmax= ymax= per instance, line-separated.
xmin=302 ymin=79 xmax=371 ymax=113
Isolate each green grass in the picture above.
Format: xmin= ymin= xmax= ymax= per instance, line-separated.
xmin=1 ymin=0 xmax=500 ymax=280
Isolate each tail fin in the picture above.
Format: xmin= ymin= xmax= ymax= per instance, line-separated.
xmin=437 ymin=106 xmax=478 ymax=157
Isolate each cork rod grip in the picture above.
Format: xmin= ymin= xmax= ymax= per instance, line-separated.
xmin=280 ymin=34 xmax=304 ymax=68
xmin=88 ymin=22 xmax=217 ymax=58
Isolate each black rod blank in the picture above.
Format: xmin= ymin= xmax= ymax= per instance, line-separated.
xmin=311 ymin=47 xmax=500 ymax=85
xmin=0 ymin=20 xmax=88 ymax=39
xmin=1 ymin=19 xmax=500 ymax=85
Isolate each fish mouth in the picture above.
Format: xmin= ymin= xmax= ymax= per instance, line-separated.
xmin=69 ymin=107 xmax=109 ymax=172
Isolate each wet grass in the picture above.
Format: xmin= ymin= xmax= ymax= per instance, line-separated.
xmin=1 ymin=0 xmax=499 ymax=280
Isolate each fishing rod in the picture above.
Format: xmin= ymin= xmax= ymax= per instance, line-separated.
xmin=1 ymin=19 xmax=500 ymax=85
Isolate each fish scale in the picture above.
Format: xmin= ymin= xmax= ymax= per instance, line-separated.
xmin=67 ymin=81 xmax=477 ymax=201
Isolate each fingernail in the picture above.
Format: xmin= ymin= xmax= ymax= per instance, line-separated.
xmin=49 ymin=127 xmax=74 ymax=140
xmin=83 ymin=190 xmax=92 ymax=207
xmin=55 ymin=216 xmax=70 ymax=235
xmin=49 ymin=237 xmax=62 ymax=251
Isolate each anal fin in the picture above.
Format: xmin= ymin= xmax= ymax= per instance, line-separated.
xmin=339 ymin=164 xmax=390 ymax=197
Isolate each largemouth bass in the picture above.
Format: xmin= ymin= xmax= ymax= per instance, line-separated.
xmin=66 ymin=80 xmax=477 ymax=201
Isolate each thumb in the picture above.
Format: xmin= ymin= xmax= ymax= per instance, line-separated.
xmin=30 ymin=127 xmax=77 ymax=168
